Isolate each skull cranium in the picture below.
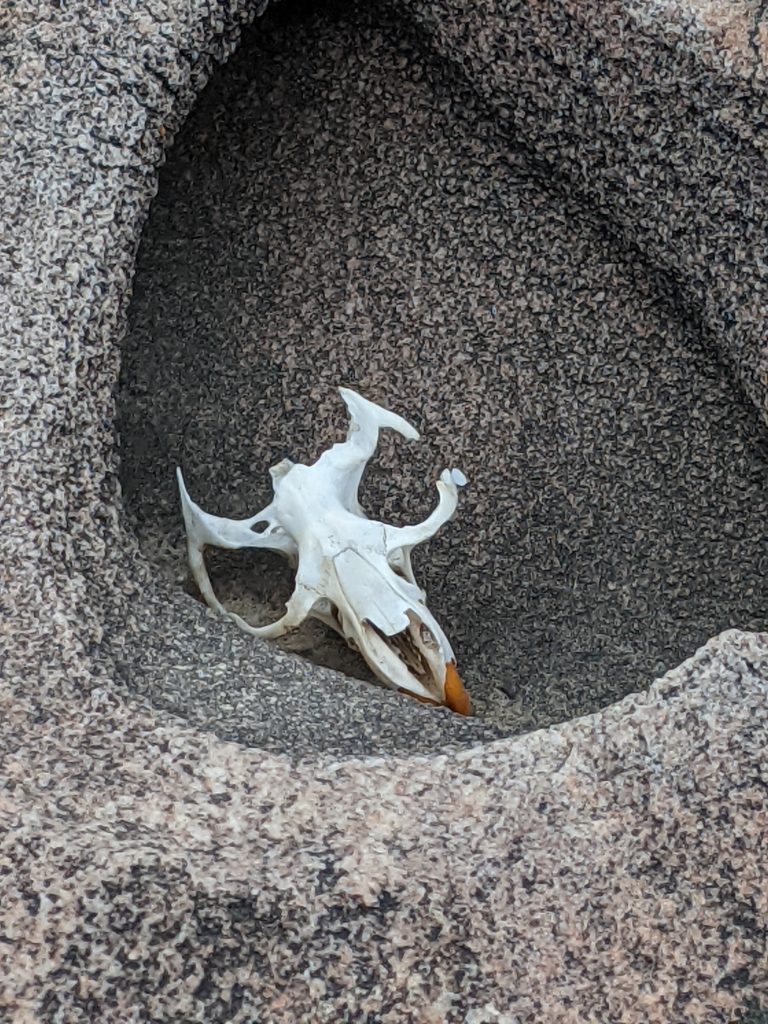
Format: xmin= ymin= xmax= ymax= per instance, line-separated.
xmin=177 ymin=387 xmax=471 ymax=714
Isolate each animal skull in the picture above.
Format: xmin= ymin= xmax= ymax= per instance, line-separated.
xmin=177 ymin=387 xmax=471 ymax=715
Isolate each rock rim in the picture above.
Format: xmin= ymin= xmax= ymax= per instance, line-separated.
xmin=2 ymin=0 xmax=768 ymax=1020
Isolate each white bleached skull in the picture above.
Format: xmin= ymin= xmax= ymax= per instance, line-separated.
xmin=177 ymin=387 xmax=471 ymax=714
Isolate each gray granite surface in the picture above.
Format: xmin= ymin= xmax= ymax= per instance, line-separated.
xmin=2 ymin=0 xmax=768 ymax=1019
xmin=119 ymin=0 xmax=768 ymax=741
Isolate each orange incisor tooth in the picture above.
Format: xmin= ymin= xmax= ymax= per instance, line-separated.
xmin=444 ymin=662 xmax=472 ymax=716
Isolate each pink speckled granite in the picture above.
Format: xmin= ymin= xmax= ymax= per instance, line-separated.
xmin=2 ymin=634 xmax=767 ymax=1021
xmin=2 ymin=0 xmax=768 ymax=1021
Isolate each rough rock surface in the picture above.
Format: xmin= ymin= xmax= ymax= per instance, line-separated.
xmin=119 ymin=0 xmax=768 ymax=737
xmin=2 ymin=0 xmax=768 ymax=1020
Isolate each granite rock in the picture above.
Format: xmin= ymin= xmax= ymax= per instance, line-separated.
xmin=2 ymin=0 xmax=768 ymax=1020
xmin=118 ymin=0 xmax=768 ymax=743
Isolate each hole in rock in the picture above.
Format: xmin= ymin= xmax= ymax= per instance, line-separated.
xmin=117 ymin=0 xmax=768 ymax=747
xmin=199 ymin=547 xmax=379 ymax=684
